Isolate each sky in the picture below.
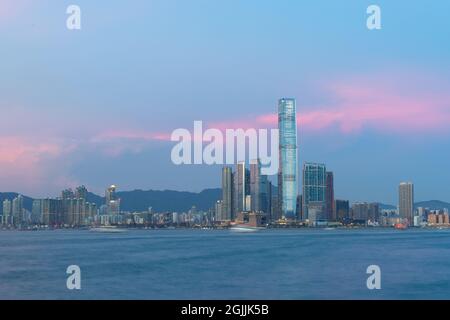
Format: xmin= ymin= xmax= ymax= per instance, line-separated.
xmin=1 ymin=0 xmax=450 ymax=204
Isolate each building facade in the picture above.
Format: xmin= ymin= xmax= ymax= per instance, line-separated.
xmin=302 ymin=162 xmax=326 ymax=221
xmin=399 ymin=182 xmax=414 ymax=224
xmin=278 ymin=98 xmax=298 ymax=220
xmin=221 ymin=166 xmax=233 ymax=221
xmin=325 ymin=171 xmax=335 ymax=221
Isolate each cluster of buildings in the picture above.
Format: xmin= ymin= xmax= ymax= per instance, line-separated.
xmin=0 ymin=185 xmax=120 ymax=228
xmin=215 ymin=98 xmax=443 ymax=228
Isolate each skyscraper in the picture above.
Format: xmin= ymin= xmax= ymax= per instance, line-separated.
xmin=278 ymin=98 xmax=298 ymax=220
xmin=234 ymin=162 xmax=250 ymax=214
xmin=75 ymin=185 xmax=88 ymax=200
xmin=351 ymin=202 xmax=380 ymax=222
xmin=399 ymin=182 xmax=414 ymax=224
xmin=302 ymin=163 xmax=326 ymax=221
xmin=106 ymin=185 xmax=117 ymax=203
xmin=12 ymin=195 xmax=24 ymax=226
xmin=2 ymin=199 xmax=11 ymax=225
xmin=335 ymin=199 xmax=350 ymax=222
xmin=250 ymin=159 xmax=261 ymax=212
xmin=221 ymin=166 xmax=233 ymax=221
xmin=325 ymin=171 xmax=335 ymax=221
xmin=31 ymin=199 xmax=43 ymax=225
xmin=106 ymin=185 xmax=120 ymax=215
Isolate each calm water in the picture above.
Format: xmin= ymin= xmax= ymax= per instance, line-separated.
xmin=0 ymin=228 xmax=449 ymax=300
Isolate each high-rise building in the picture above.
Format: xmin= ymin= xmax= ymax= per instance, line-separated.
xmin=250 ymin=158 xmax=272 ymax=216
xmin=2 ymin=199 xmax=12 ymax=225
xmin=215 ymin=200 xmax=223 ymax=222
xmin=250 ymin=159 xmax=261 ymax=212
xmin=307 ymin=201 xmax=326 ymax=225
xmin=75 ymin=185 xmax=88 ymax=200
xmin=233 ymin=162 xmax=249 ymax=215
xmin=296 ymin=195 xmax=302 ymax=220
xmin=271 ymin=190 xmax=280 ymax=221
xmin=31 ymin=199 xmax=43 ymax=225
xmin=302 ymin=163 xmax=326 ymax=221
xmin=335 ymin=200 xmax=350 ymax=221
xmin=325 ymin=171 xmax=335 ymax=221
xmin=106 ymin=185 xmax=120 ymax=215
xmin=61 ymin=188 xmax=75 ymax=199
xmin=12 ymin=195 xmax=24 ymax=226
xmin=351 ymin=202 xmax=380 ymax=222
xmin=399 ymin=182 xmax=414 ymax=224
xmin=42 ymin=198 xmax=63 ymax=226
xmin=278 ymin=98 xmax=298 ymax=220
xmin=106 ymin=185 xmax=117 ymax=203
xmin=221 ymin=166 xmax=233 ymax=221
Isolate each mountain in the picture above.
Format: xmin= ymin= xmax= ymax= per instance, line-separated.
xmin=377 ymin=201 xmax=450 ymax=211
xmin=115 ymin=188 xmax=222 ymax=212
xmin=415 ymin=200 xmax=450 ymax=210
xmin=0 ymin=193 xmax=34 ymax=212
xmin=378 ymin=203 xmax=396 ymax=210
xmin=86 ymin=188 xmax=222 ymax=212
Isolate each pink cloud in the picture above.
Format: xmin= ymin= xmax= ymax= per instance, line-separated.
xmin=0 ymin=137 xmax=73 ymax=195
xmin=208 ymin=74 xmax=450 ymax=135
xmin=92 ymin=130 xmax=171 ymax=142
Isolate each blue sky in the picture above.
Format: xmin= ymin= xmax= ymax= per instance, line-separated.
xmin=1 ymin=0 xmax=450 ymax=204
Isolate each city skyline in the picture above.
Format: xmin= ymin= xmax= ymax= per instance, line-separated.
xmin=1 ymin=1 xmax=450 ymax=204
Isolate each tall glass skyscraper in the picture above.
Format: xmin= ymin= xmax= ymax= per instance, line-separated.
xmin=278 ymin=98 xmax=298 ymax=220
xmin=234 ymin=162 xmax=250 ymax=214
xmin=221 ymin=166 xmax=233 ymax=221
xmin=302 ymin=162 xmax=326 ymax=221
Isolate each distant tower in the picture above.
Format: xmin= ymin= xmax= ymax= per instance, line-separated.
xmin=234 ymin=162 xmax=250 ymax=215
xmin=75 ymin=185 xmax=88 ymax=200
xmin=2 ymin=199 xmax=12 ymax=225
xmin=278 ymin=98 xmax=298 ymax=220
xmin=325 ymin=172 xmax=335 ymax=221
xmin=250 ymin=159 xmax=261 ymax=212
xmin=106 ymin=185 xmax=120 ymax=215
xmin=12 ymin=195 xmax=24 ymax=226
xmin=302 ymin=163 xmax=326 ymax=221
xmin=399 ymin=182 xmax=414 ymax=224
xmin=106 ymin=185 xmax=117 ymax=203
xmin=221 ymin=166 xmax=233 ymax=221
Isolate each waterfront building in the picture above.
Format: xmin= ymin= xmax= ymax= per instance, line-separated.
xmin=325 ymin=171 xmax=335 ymax=221
xmin=351 ymin=202 xmax=380 ymax=222
xmin=302 ymin=162 xmax=326 ymax=221
xmin=399 ymin=182 xmax=414 ymax=224
xmin=250 ymin=159 xmax=271 ymax=216
xmin=215 ymin=200 xmax=223 ymax=222
xmin=221 ymin=166 xmax=233 ymax=221
xmin=31 ymin=199 xmax=43 ymax=225
xmin=307 ymin=201 xmax=326 ymax=226
xmin=335 ymin=199 xmax=350 ymax=222
xmin=12 ymin=195 xmax=24 ymax=226
xmin=278 ymin=98 xmax=298 ymax=220
xmin=233 ymin=162 xmax=249 ymax=215
xmin=106 ymin=185 xmax=120 ymax=215
xmin=2 ymin=199 xmax=12 ymax=225
xmin=42 ymin=198 xmax=63 ymax=226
